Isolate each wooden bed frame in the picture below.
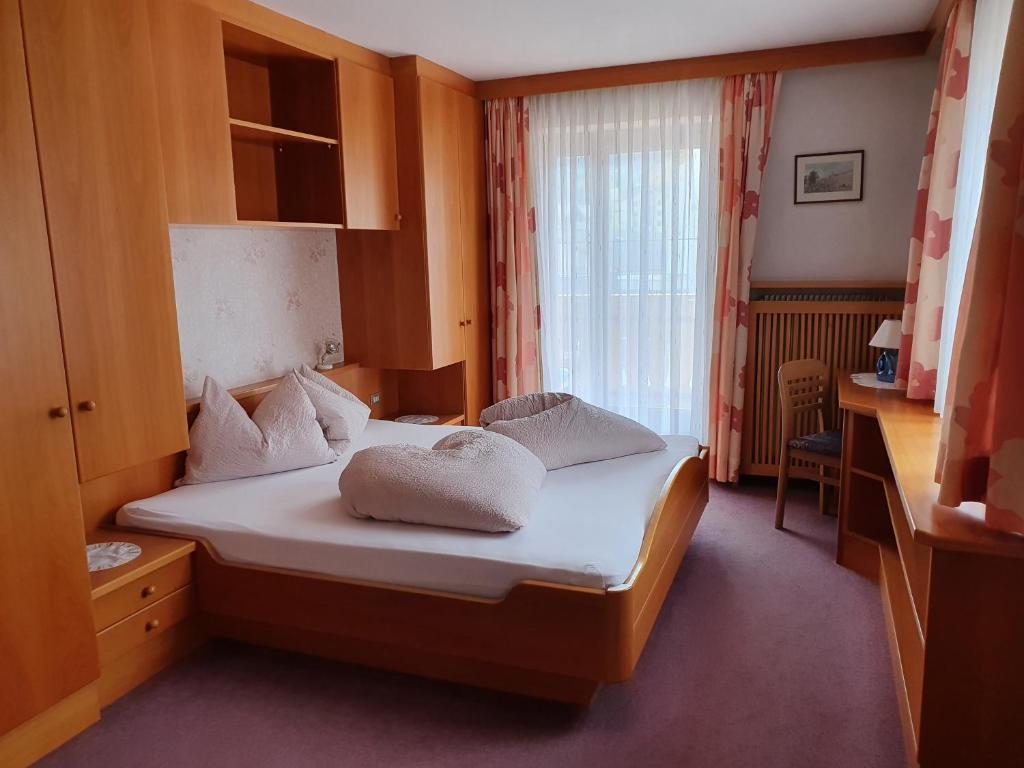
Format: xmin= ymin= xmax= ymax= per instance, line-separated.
xmin=88 ymin=364 xmax=710 ymax=704
xmin=191 ymin=447 xmax=708 ymax=704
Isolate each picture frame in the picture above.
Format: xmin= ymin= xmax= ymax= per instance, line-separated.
xmin=794 ymin=150 xmax=864 ymax=204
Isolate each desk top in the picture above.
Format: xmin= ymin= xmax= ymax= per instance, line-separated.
xmin=839 ymin=373 xmax=1024 ymax=559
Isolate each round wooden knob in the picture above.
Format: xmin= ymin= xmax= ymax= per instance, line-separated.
xmin=79 ymin=400 xmax=97 ymax=412
xmin=458 ymin=320 xmax=466 ymax=327
xmin=141 ymin=585 xmax=156 ymax=598
xmin=145 ymin=619 xmax=160 ymax=632
xmin=465 ymin=319 xmax=473 ymax=326
xmin=394 ymin=213 xmax=402 ymax=222
xmin=50 ymin=406 xmax=69 ymax=419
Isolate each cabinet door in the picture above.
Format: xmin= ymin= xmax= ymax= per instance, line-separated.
xmin=454 ymin=91 xmax=492 ymax=424
xmin=418 ymin=77 xmax=467 ymax=369
xmin=22 ymin=0 xmax=189 ymax=481
xmin=338 ymin=60 xmax=400 ymax=230
xmin=0 ymin=0 xmax=99 ymax=734
xmin=148 ymin=0 xmax=236 ymax=224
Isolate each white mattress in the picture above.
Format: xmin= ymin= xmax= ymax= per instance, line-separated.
xmin=118 ymin=420 xmax=700 ymax=598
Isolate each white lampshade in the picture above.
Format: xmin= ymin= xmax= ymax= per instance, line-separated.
xmin=869 ymin=319 xmax=902 ymax=350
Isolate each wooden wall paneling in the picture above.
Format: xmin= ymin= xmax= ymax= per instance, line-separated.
xmin=22 ymin=0 xmax=189 ymax=482
xmin=275 ymin=142 xmax=344 ymax=224
xmin=337 ymin=58 xmax=401 ymax=230
xmin=223 ymin=52 xmax=273 ymax=124
xmin=395 ymin=363 xmax=467 ymax=418
xmin=477 ymin=32 xmax=930 ymax=99
xmin=148 ymin=0 xmax=236 ymax=224
xmin=419 ymin=76 xmax=468 ymax=370
xmin=454 ymin=90 xmax=492 ymax=424
xmin=0 ymin=0 xmax=99 ymax=737
xmin=268 ymin=57 xmax=340 ymax=138
xmin=231 ymin=138 xmax=280 ymax=221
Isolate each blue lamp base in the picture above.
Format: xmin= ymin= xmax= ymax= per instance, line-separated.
xmin=876 ymin=349 xmax=897 ymax=383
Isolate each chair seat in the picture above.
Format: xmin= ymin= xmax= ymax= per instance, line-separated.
xmin=788 ymin=430 xmax=842 ymax=457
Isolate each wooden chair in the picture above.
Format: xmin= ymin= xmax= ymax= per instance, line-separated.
xmin=774 ymin=359 xmax=841 ymax=530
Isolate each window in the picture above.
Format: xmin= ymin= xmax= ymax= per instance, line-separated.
xmin=528 ymin=80 xmax=720 ymax=437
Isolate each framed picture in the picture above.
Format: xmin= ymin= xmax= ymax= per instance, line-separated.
xmin=794 ymin=150 xmax=864 ymax=204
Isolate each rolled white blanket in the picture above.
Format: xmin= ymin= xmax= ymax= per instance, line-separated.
xmin=480 ymin=393 xmax=667 ymax=470
xmin=340 ymin=430 xmax=546 ymax=533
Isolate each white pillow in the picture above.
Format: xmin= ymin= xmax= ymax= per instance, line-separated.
xmin=180 ymin=373 xmax=337 ymax=485
xmin=295 ymin=364 xmax=370 ymax=451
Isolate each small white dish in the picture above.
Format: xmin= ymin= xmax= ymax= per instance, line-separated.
xmin=87 ymin=542 xmax=142 ymax=573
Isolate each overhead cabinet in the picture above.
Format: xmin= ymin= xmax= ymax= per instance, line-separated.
xmin=150 ymin=0 xmax=399 ymax=230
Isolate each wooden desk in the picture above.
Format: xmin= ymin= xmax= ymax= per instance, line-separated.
xmin=837 ymin=375 xmax=1024 ymax=768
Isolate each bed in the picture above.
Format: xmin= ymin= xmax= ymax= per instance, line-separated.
xmin=113 ymin=382 xmax=709 ymax=704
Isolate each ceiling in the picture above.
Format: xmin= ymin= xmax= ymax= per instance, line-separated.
xmin=254 ymin=0 xmax=937 ymax=81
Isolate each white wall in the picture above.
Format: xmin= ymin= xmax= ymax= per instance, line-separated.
xmin=753 ymin=57 xmax=937 ymax=282
xmin=170 ymin=227 xmax=342 ymax=398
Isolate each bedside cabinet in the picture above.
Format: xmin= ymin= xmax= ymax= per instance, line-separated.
xmin=88 ymin=531 xmax=205 ymax=707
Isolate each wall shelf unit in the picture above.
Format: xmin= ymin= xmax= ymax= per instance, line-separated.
xmin=221 ymin=22 xmax=343 ymax=226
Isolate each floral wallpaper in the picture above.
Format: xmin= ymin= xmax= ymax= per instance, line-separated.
xmin=170 ymin=227 xmax=343 ymax=398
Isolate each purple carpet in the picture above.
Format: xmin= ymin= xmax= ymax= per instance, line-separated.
xmin=41 ymin=483 xmax=904 ymax=768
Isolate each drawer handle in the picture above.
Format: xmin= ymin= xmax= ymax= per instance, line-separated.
xmin=145 ymin=619 xmax=161 ymax=632
xmin=79 ymin=400 xmax=97 ymax=412
xmin=141 ymin=585 xmax=157 ymax=598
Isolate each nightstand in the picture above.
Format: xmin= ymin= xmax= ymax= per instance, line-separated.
xmin=88 ymin=530 xmax=205 ymax=707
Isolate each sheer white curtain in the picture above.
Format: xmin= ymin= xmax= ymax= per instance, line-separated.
xmin=936 ymin=0 xmax=1012 ymax=411
xmin=527 ymin=80 xmax=720 ymax=438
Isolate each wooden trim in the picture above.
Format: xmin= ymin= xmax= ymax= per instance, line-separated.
xmin=165 ymin=449 xmax=710 ymax=702
xmin=750 ymin=280 xmax=906 ymax=290
xmin=195 ymin=0 xmax=391 ymax=73
xmin=391 ymin=55 xmax=478 ymax=96
xmin=0 ymin=684 xmax=99 ymax=768
xmin=476 ymin=32 xmax=929 ymax=99
xmin=184 ymin=361 xmax=359 ymax=418
xmin=927 ymin=0 xmax=957 ymax=50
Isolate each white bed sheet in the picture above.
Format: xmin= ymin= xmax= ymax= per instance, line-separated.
xmin=118 ymin=420 xmax=700 ymax=598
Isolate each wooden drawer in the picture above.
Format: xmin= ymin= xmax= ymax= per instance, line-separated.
xmin=97 ymin=585 xmax=194 ymax=667
xmin=93 ymin=556 xmax=192 ymax=632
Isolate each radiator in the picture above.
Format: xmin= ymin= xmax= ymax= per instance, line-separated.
xmin=740 ymin=283 xmax=904 ymax=478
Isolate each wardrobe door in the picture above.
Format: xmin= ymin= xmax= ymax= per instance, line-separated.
xmin=338 ymin=59 xmax=401 ymax=230
xmin=148 ymin=0 xmax=236 ymax=224
xmin=0 ymin=0 xmax=99 ymax=734
xmin=454 ymin=91 xmax=491 ymax=424
xmin=418 ymin=77 xmax=468 ymax=369
xmin=22 ymin=0 xmax=189 ymax=481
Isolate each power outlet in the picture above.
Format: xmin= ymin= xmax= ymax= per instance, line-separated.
xmin=369 ymin=392 xmax=381 ymax=406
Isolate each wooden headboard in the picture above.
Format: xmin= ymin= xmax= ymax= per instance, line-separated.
xmin=80 ymin=362 xmax=396 ymax=533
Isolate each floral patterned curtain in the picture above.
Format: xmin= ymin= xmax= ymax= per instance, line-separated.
xmin=708 ymin=72 xmax=780 ymax=483
xmin=937 ymin=0 xmax=1024 ymax=533
xmin=484 ymin=98 xmax=542 ymax=401
xmin=896 ymin=1 xmax=974 ymax=399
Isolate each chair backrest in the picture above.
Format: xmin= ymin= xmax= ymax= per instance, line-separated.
xmin=776 ymin=359 xmax=830 ymax=447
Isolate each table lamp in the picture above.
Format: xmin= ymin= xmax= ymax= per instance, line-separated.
xmin=869 ymin=319 xmax=902 ymax=383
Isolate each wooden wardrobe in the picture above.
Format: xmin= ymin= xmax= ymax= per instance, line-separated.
xmin=338 ymin=57 xmax=491 ymax=424
xmin=1 ymin=0 xmax=188 ymax=762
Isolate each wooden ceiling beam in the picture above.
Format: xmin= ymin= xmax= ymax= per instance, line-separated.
xmin=475 ymin=31 xmax=930 ymax=100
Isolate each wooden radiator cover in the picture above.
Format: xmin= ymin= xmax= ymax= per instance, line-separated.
xmin=740 ymin=283 xmax=904 ymax=478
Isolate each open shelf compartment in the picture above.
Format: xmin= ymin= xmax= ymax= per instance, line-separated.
xmin=221 ymin=22 xmax=343 ymax=225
